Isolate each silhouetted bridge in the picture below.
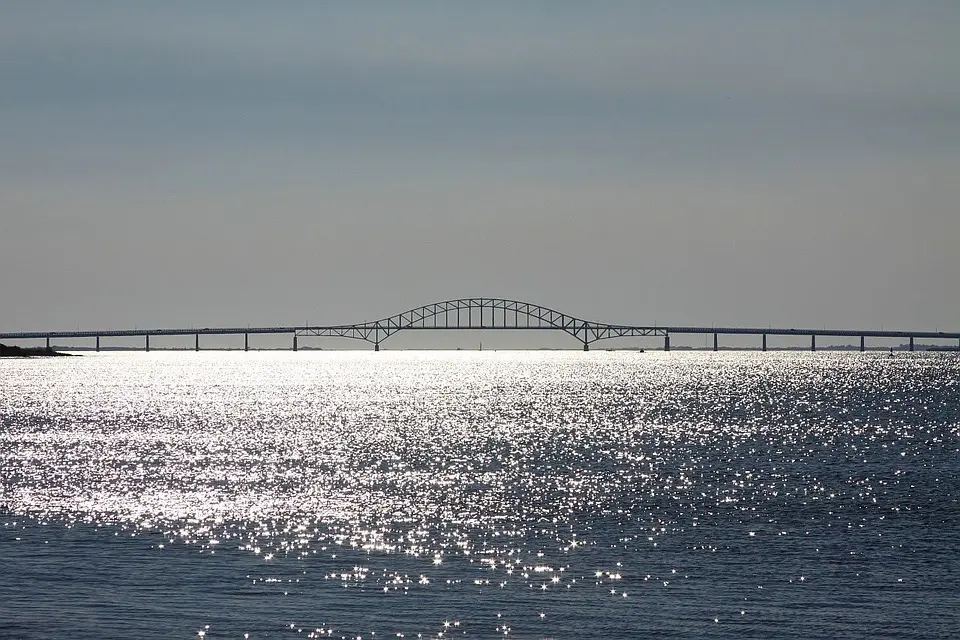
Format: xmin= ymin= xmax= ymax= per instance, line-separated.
xmin=2 ymin=298 xmax=958 ymax=352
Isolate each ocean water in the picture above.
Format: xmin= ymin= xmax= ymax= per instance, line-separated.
xmin=1 ymin=351 xmax=958 ymax=639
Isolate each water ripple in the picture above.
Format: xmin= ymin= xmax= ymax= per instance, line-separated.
xmin=1 ymin=351 xmax=958 ymax=638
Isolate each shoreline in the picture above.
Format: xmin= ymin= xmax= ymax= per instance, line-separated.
xmin=0 ymin=343 xmax=74 ymax=358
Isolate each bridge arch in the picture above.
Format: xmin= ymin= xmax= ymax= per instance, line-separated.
xmin=296 ymin=297 xmax=663 ymax=349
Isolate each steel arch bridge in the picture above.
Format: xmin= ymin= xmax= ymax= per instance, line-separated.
xmin=3 ymin=296 xmax=958 ymax=353
xmin=297 ymin=297 xmax=665 ymax=350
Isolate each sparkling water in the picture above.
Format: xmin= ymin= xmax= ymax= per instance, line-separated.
xmin=2 ymin=352 xmax=958 ymax=638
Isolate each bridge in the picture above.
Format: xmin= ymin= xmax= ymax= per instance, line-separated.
xmin=2 ymin=297 xmax=958 ymax=353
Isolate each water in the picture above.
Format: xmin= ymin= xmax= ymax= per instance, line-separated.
xmin=1 ymin=351 xmax=958 ymax=639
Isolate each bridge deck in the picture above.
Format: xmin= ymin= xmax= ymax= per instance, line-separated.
xmin=1 ymin=325 xmax=958 ymax=340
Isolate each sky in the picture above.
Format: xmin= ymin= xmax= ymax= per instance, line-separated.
xmin=2 ymin=2 xmax=958 ymax=347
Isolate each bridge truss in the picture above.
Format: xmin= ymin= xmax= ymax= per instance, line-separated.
xmin=297 ymin=298 xmax=665 ymax=350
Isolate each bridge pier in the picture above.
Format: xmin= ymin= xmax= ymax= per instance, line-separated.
xmin=195 ymin=333 xmax=200 ymax=352
xmin=860 ymin=335 xmax=865 ymax=352
xmin=664 ymin=335 xmax=670 ymax=351
xmin=374 ymin=343 xmax=380 ymax=352
xmin=292 ymin=335 xmax=298 ymax=352
xmin=96 ymin=335 xmax=100 ymax=352
xmin=46 ymin=336 xmax=50 ymax=349
xmin=810 ymin=335 xmax=816 ymax=352
xmin=909 ymin=336 xmax=914 ymax=352
xmin=583 ymin=342 xmax=589 ymax=351
xmin=713 ymin=332 xmax=718 ymax=352
xmin=145 ymin=335 xmax=150 ymax=352
xmin=762 ymin=333 xmax=767 ymax=352
xmin=244 ymin=333 xmax=249 ymax=352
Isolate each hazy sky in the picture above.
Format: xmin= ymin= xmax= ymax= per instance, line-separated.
xmin=2 ymin=2 xmax=958 ymax=343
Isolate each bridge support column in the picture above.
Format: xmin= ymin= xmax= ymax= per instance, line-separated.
xmin=762 ymin=334 xmax=767 ymax=352
xmin=244 ymin=333 xmax=249 ymax=352
xmin=374 ymin=343 xmax=380 ymax=352
xmin=810 ymin=335 xmax=815 ymax=352
xmin=195 ymin=334 xmax=200 ymax=352
xmin=583 ymin=342 xmax=589 ymax=352
xmin=292 ymin=335 xmax=298 ymax=352
xmin=909 ymin=336 xmax=914 ymax=352
xmin=664 ymin=335 xmax=670 ymax=351
xmin=713 ymin=333 xmax=718 ymax=352
xmin=96 ymin=336 xmax=100 ymax=352
xmin=46 ymin=336 xmax=50 ymax=349
xmin=145 ymin=335 xmax=150 ymax=352
xmin=860 ymin=335 xmax=865 ymax=352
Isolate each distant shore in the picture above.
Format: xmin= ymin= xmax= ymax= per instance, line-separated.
xmin=0 ymin=343 xmax=73 ymax=358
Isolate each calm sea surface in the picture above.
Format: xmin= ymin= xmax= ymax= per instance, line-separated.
xmin=1 ymin=351 xmax=958 ymax=639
